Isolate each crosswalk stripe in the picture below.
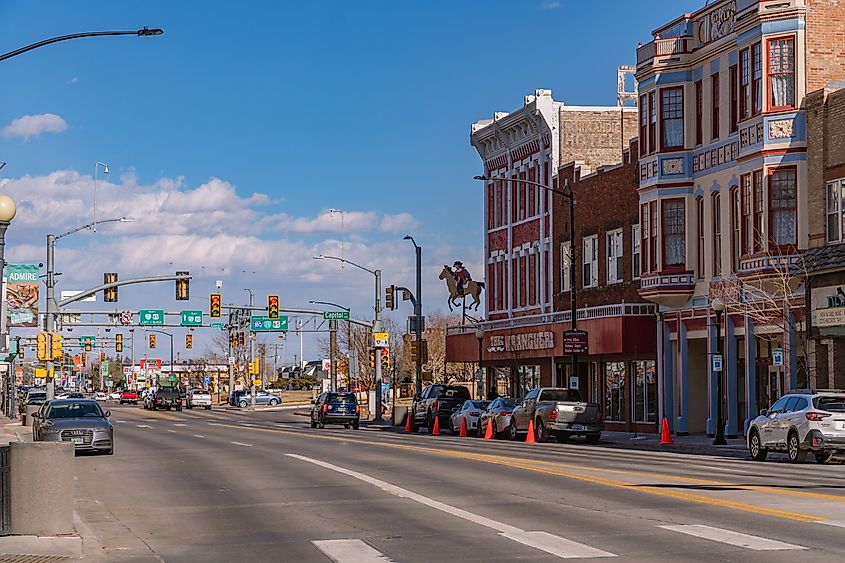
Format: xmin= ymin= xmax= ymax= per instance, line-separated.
xmin=312 ymin=539 xmax=395 ymax=563
xmin=501 ymin=531 xmax=615 ymax=559
xmin=659 ymin=525 xmax=806 ymax=551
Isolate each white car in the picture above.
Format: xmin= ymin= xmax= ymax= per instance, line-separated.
xmin=95 ymin=392 xmax=108 ymax=401
xmin=186 ymin=389 xmax=212 ymax=410
xmin=108 ymin=391 xmax=122 ymax=401
xmin=748 ymin=390 xmax=845 ymax=463
xmin=448 ymin=400 xmax=491 ymax=435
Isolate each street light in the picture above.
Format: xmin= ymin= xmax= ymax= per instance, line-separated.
xmin=329 ymin=209 xmax=345 ymax=262
xmin=711 ymin=297 xmax=727 ymax=446
xmin=404 ymin=235 xmax=423 ymax=396
xmin=475 ymin=327 xmax=485 ymax=399
xmin=0 ymin=28 xmax=164 ymax=63
xmin=310 ymin=300 xmax=351 ymax=393
xmin=0 ymin=195 xmax=16 ymax=416
xmin=244 ymin=288 xmax=257 ymax=408
xmin=313 ymin=254 xmax=385 ymax=420
xmin=474 ymin=175 xmax=578 ymax=383
xmin=93 ymin=162 xmax=109 ymax=232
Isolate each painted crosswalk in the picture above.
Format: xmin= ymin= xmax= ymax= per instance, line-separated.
xmin=312 ymin=539 xmax=395 ymax=563
xmin=659 ymin=525 xmax=806 ymax=550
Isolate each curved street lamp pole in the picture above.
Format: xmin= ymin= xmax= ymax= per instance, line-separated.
xmin=0 ymin=28 xmax=164 ymax=63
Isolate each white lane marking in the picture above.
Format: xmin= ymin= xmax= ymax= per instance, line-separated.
xmin=173 ymin=423 xmax=187 ymax=427
xmin=502 ymin=531 xmax=615 ymax=559
xmin=193 ymin=435 xmax=205 ymax=439
xmin=231 ymin=441 xmax=253 ymax=447
xmin=819 ymin=520 xmax=845 ymax=528
xmin=273 ymin=424 xmax=296 ymax=429
xmin=208 ymin=422 xmax=224 ymax=426
xmin=288 ymin=454 xmax=615 ymax=559
xmin=659 ymin=525 xmax=805 ymax=551
xmin=167 ymin=430 xmax=176 ymax=433
xmin=136 ymin=424 xmax=152 ymax=428
xmin=115 ymin=420 xmax=126 ymax=424
xmin=312 ymin=539 xmax=395 ymax=563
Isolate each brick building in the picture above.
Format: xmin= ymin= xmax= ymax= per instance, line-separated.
xmin=634 ymin=0 xmax=845 ymax=437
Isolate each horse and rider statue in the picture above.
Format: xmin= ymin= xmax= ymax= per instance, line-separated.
xmin=440 ymin=261 xmax=484 ymax=311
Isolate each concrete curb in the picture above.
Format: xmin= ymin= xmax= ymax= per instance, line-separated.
xmin=73 ymin=511 xmax=104 ymax=561
xmin=0 ymin=534 xmax=82 ymax=559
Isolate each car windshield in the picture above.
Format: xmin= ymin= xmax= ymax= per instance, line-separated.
xmin=432 ymin=386 xmax=470 ymax=400
xmin=814 ymin=396 xmax=845 ymax=412
xmin=470 ymin=401 xmax=490 ymax=410
xmin=499 ymin=399 xmax=516 ymax=410
xmin=327 ymin=393 xmax=356 ymax=404
xmin=538 ymin=389 xmax=582 ymax=402
xmin=46 ymin=402 xmax=104 ymax=418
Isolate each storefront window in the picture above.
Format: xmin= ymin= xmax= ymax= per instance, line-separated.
xmin=604 ymin=362 xmax=626 ymax=422
xmin=632 ymin=360 xmax=657 ymax=423
xmin=517 ymin=365 xmax=541 ymax=398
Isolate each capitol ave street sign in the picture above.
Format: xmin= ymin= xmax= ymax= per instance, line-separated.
xmin=250 ymin=315 xmax=289 ymax=332
xmin=323 ymin=311 xmax=350 ymax=321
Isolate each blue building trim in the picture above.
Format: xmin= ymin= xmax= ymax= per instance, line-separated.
xmin=677 ymin=321 xmax=689 ymax=435
xmin=656 ymin=71 xmax=693 ymax=85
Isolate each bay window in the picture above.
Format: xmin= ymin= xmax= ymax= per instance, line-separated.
xmin=752 ymin=42 xmax=763 ymax=115
xmin=769 ymin=168 xmax=797 ymax=246
xmin=641 ymin=205 xmax=650 ymax=274
xmin=712 ymin=193 xmax=722 ymax=277
xmin=695 ymin=80 xmax=703 ymax=146
xmin=649 ymin=92 xmax=657 ymax=154
xmin=729 ymin=64 xmax=738 ymax=133
xmin=696 ymin=197 xmax=705 ymax=278
xmin=650 ymin=201 xmax=658 ymax=271
xmin=731 ymin=188 xmax=741 ymax=271
xmin=826 ymin=179 xmax=845 ymax=243
xmin=753 ymin=170 xmax=764 ymax=251
xmin=740 ymin=48 xmax=750 ymax=120
xmin=606 ymin=229 xmax=623 ymax=284
xmin=662 ymin=199 xmax=686 ymax=269
xmin=583 ymin=235 xmax=598 ymax=288
xmin=741 ymin=173 xmax=753 ymax=255
xmin=640 ymin=94 xmax=648 ymax=156
xmin=769 ymin=37 xmax=796 ymax=109
xmin=632 ymin=224 xmax=641 ymax=279
xmin=661 ymin=87 xmax=684 ymax=150
xmin=711 ymin=73 xmax=720 ymax=140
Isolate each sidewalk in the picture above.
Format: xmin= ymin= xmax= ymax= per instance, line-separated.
xmin=600 ymin=431 xmax=749 ymax=458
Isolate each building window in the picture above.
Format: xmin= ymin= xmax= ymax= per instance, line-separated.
xmin=606 ymin=229 xmax=623 ymax=284
xmin=561 ymin=241 xmax=572 ymax=292
xmin=583 ymin=235 xmax=598 ymax=288
xmin=604 ymin=362 xmax=626 ymax=423
xmin=632 ymin=224 xmax=641 ymax=279
xmin=695 ymin=80 xmax=703 ymax=146
xmin=640 ymin=94 xmax=648 ymax=156
xmin=648 ymin=92 xmax=657 ymax=154
xmin=713 ymin=193 xmax=722 ymax=277
xmin=769 ymin=168 xmax=797 ymax=246
xmin=632 ymin=360 xmax=656 ymax=424
xmin=711 ymin=73 xmax=720 ymax=140
xmin=641 ymin=205 xmax=650 ymax=274
xmin=650 ymin=201 xmax=658 ymax=271
xmin=826 ymin=179 xmax=845 ymax=243
xmin=696 ymin=197 xmax=705 ymax=278
xmin=662 ymin=199 xmax=686 ymax=269
xmin=740 ymin=48 xmax=750 ymax=120
xmin=752 ymin=42 xmax=762 ymax=115
xmin=741 ymin=173 xmax=756 ymax=255
xmin=731 ymin=187 xmax=741 ymax=271
xmin=768 ymin=37 xmax=795 ymax=109
xmin=753 ymin=170 xmax=764 ymax=251
xmin=661 ymin=87 xmax=684 ymax=150
xmin=729 ymin=64 xmax=738 ymax=133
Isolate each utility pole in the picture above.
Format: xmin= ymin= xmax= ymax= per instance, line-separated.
xmin=45 ymin=233 xmax=57 ymax=400
xmin=329 ymin=319 xmax=338 ymax=392
xmin=246 ymin=290 xmax=256 ymax=409
xmin=374 ymin=269 xmax=384 ymax=421
xmin=227 ymin=309 xmax=234 ymax=406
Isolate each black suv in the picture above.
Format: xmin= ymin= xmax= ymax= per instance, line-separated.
xmin=311 ymin=392 xmax=360 ymax=429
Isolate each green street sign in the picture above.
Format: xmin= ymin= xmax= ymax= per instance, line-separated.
xmin=168 ymin=374 xmax=177 ymax=383
xmin=210 ymin=322 xmax=226 ymax=329
xmin=323 ymin=311 xmax=350 ymax=321
xmin=100 ymin=362 xmax=109 ymax=377
xmin=79 ymin=336 xmax=96 ymax=346
xmin=250 ymin=315 xmax=288 ymax=332
xmin=180 ymin=310 xmax=203 ymax=326
xmin=139 ymin=309 xmax=165 ymax=326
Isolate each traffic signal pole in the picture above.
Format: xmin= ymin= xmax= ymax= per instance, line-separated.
xmin=373 ymin=269 xmax=383 ymax=422
xmin=45 ymin=234 xmax=57 ymax=400
xmin=329 ymin=319 xmax=338 ymax=392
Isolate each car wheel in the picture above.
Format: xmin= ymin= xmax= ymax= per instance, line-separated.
xmin=787 ymin=431 xmax=806 ymax=463
xmin=269 ymin=399 xmax=279 ymax=406
xmin=426 ymin=412 xmax=434 ymax=434
xmin=104 ymin=448 xmax=114 ymax=456
xmin=345 ymin=424 xmax=351 ymax=429
xmin=535 ymin=419 xmax=548 ymax=443
xmin=310 ymin=420 xmax=317 ymax=429
xmin=585 ymin=432 xmax=601 ymax=445
xmin=205 ymin=406 xmax=211 ymax=410
xmin=815 ymin=451 xmax=835 ymax=464
xmin=476 ymin=419 xmax=485 ymax=438
xmin=238 ymin=400 xmax=248 ymax=408
xmin=508 ymin=421 xmax=519 ymax=441
xmin=749 ymin=430 xmax=768 ymax=462
xmin=352 ymin=421 xmax=359 ymax=430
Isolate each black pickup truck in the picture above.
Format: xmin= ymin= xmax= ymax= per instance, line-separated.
xmin=146 ymin=387 xmax=183 ymax=411
xmin=409 ymin=384 xmax=472 ymax=433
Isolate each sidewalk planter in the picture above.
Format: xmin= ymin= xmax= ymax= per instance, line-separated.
xmin=9 ymin=442 xmax=74 ymax=535
xmin=22 ymin=406 xmax=40 ymax=428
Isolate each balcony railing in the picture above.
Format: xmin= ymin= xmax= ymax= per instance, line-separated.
xmin=446 ymin=302 xmax=657 ymax=336
xmin=636 ymin=37 xmax=691 ymax=67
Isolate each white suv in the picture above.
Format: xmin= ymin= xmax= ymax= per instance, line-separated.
xmin=748 ymin=390 xmax=845 ymax=463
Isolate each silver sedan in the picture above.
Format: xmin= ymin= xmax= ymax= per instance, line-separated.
xmin=478 ymin=398 xmax=517 ymax=438
xmin=32 ymin=399 xmax=114 ymax=455
xmin=448 ymin=400 xmax=491 ymax=435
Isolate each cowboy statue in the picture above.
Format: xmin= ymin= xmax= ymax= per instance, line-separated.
xmin=453 ymin=261 xmax=471 ymax=296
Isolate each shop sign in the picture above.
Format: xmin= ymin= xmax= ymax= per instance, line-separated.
xmin=772 ymin=348 xmax=784 ymax=367
xmin=811 ymin=285 xmax=845 ymax=327
xmin=487 ymin=331 xmax=554 ymax=353
xmin=562 ymin=329 xmax=589 ymax=355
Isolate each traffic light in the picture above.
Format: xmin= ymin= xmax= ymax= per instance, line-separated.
xmin=249 ymin=359 xmax=259 ymax=375
xmin=104 ymin=272 xmax=118 ymax=302
xmin=238 ymin=332 xmax=245 ymax=347
xmin=115 ymin=334 xmax=123 ymax=353
xmin=37 ymin=332 xmax=50 ymax=361
xmin=381 ymin=347 xmax=390 ymax=371
xmin=268 ymin=295 xmax=280 ymax=320
xmin=385 ymin=285 xmax=396 ymax=310
xmin=149 ymin=334 xmax=157 ymax=349
xmin=185 ymin=334 xmax=193 ymax=349
xmin=100 ymin=352 xmax=106 ymax=362
xmin=176 ymin=271 xmax=190 ymax=301
xmin=51 ymin=333 xmax=63 ymax=361
xmin=83 ymin=336 xmax=93 ymax=352
xmin=81 ymin=353 xmax=88 ymax=366
xmin=210 ymin=293 xmax=222 ymax=318
xmin=369 ymin=350 xmax=375 ymax=368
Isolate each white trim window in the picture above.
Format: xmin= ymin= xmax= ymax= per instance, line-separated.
xmin=560 ymin=241 xmax=572 ymax=292
xmin=583 ymin=235 xmax=598 ymax=288
xmin=826 ymin=178 xmax=845 ymax=244
xmin=632 ymin=225 xmax=641 ymax=280
xmin=606 ymin=229 xmax=623 ymax=284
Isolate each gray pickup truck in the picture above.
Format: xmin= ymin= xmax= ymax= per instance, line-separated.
xmin=508 ymin=387 xmax=602 ymax=444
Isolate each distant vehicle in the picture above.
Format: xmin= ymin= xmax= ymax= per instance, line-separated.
xmin=94 ymin=392 xmax=108 ymax=402
xmin=144 ymin=387 xmax=182 ymax=411
xmin=119 ymin=390 xmax=139 ymax=405
xmin=56 ymin=392 xmax=85 ymax=400
xmin=448 ymin=400 xmax=490 ymax=435
xmin=409 ymin=384 xmax=472 ymax=434
xmin=478 ymin=398 xmax=517 ymax=438
xmin=748 ymin=390 xmax=845 ymax=464
xmin=509 ymin=388 xmax=603 ymax=444
xmin=234 ymin=390 xmax=281 ymax=408
xmin=31 ymin=399 xmax=113 ymax=455
xmin=310 ymin=392 xmax=360 ymax=429
xmin=19 ymin=391 xmax=47 ymax=415
xmin=108 ymin=391 xmax=121 ymax=401
xmin=186 ymin=389 xmax=212 ymax=410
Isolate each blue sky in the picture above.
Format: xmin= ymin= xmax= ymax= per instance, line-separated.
xmin=0 ymin=0 xmax=703 ymax=362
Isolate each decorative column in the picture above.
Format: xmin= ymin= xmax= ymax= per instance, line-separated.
xmin=786 ymin=310 xmax=798 ymax=391
xmin=663 ymin=321 xmax=675 ymax=433
xmin=706 ymin=311 xmax=718 ymax=437
xmin=744 ymin=315 xmax=757 ymax=435
xmin=676 ymin=320 xmax=689 ymax=435
xmin=725 ymin=314 xmax=739 ymax=438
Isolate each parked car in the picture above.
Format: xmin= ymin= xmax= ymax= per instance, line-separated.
xmin=748 ymin=390 xmax=845 ymax=463
xmin=409 ymin=384 xmax=472 ymax=434
xmin=32 ymin=399 xmax=113 ymax=455
xmin=186 ymin=389 xmax=212 ymax=410
xmin=19 ymin=390 xmax=46 ymax=414
xmin=108 ymin=391 xmax=121 ymax=401
xmin=94 ymin=392 xmax=108 ymax=401
xmin=310 ymin=392 xmax=360 ymax=429
xmin=119 ymin=390 xmax=139 ymax=405
xmin=448 ymin=400 xmax=490 ymax=435
xmin=144 ymin=387 xmax=182 ymax=411
xmin=478 ymin=397 xmax=517 ymax=438
xmin=509 ymin=387 xmax=603 ymax=444
xmin=234 ymin=390 xmax=282 ymax=407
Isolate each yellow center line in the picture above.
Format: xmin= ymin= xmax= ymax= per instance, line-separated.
xmin=206 ymin=422 xmax=830 ymax=523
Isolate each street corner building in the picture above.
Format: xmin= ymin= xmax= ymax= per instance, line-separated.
xmin=634 ymin=0 xmax=845 ymax=438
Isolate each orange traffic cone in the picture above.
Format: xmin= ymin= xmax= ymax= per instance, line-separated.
xmin=484 ymin=419 xmax=494 ymax=440
xmin=660 ymin=417 xmax=672 ymax=445
xmin=432 ymin=416 xmax=441 ymax=436
xmin=526 ymin=419 xmax=536 ymax=443
xmin=404 ymin=413 xmax=412 ymax=433
xmin=459 ymin=418 xmax=468 ymax=437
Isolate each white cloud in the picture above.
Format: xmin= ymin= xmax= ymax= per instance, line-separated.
xmin=540 ymin=1 xmax=560 ymax=8
xmin=67 ymin=77 xmax=79 ymax=84
xmin=2 ymin=113 xmax=68 ymax=141
xmin=380 ymin=212 xmax=418 ymax=232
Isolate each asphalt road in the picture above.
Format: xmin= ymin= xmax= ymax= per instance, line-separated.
xmin=73 ymin=404 xmax=845 ymax=562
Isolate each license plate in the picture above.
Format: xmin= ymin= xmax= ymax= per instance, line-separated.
xmin=71 ymin=437 xmax=84 ymax=444
xmin=571 ymin=424 xmax=585 ymax=431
